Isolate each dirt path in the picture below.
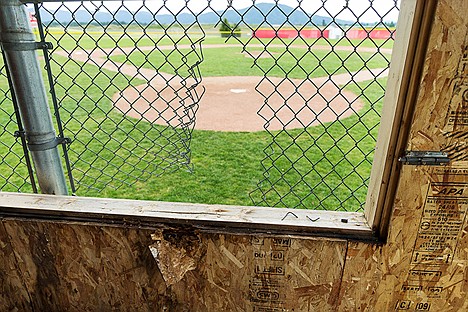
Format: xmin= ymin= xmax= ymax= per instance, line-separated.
xmin=58 ymin=44 xmax=390 ymax=132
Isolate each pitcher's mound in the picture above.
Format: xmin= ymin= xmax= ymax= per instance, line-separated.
xmin=113 ymin=76 xmax=363 ymax=132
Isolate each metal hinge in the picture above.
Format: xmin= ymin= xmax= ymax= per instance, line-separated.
xmin=398 ymin=151 xmax=450 ymax=166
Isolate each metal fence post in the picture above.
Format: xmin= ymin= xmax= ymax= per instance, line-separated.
xmin=0 ymin=0 xmax=68 ymax=195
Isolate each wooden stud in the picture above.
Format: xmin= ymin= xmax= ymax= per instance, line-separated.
xmin=365 ymin=0 xmax=438 ymax=239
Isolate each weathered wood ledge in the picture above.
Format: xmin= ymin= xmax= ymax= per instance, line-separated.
xmin=0 ymin=192 xmax=374 ymax=240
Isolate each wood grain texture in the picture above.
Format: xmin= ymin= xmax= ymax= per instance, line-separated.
xmin=0 ymin=192 xmax=371 ymax=239
xmin=340 ymin=0 xmax=468 ymax=310
xmin=365 ymin=0 xmax=418 ymax=228
xmin=365 ymin=0 xmax=438 ymax=239
xmin=149 ymin=230 xmax=347 ymax=311
xmin=2 ymin=221 xmax=175 ymax=311
xmin=0 ymin=221 xmax=32 ymax=311
xmin=0 ymin=1 xmax=467 ymax=311
xmin=0 ymin=220 xmax=347 ymax=311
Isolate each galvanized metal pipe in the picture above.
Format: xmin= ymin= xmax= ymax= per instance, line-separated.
xmin=0 ymin=0 xmax=68 ymax=195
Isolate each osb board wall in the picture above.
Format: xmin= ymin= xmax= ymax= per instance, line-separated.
xmin=0 ymin=221 xmax=175 ymax=311
xmin=0 ymin=220 xmax=348 ymax=311
xmin=0 ymin=0 xmax=467 ymax=311
xmin=339 ymin=0 xmax=468 ymax=311
xmin=149 ymin=230 xmax=346 ymax=311
xmin=0 ymin=223 xmax=31 ymax=311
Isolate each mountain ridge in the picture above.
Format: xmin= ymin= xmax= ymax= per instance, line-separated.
xmin=33 ymin=3 xmax=353 ymax=26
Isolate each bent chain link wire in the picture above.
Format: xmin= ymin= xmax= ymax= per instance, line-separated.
xmin=218 ymin=1 xmax=397 ymax=211
xmin=40 ymin=0 xmax=204 ymax=192
xmin=0 ymin=0 xmax=398 ymax=212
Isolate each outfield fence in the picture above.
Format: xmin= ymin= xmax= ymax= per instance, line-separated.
xmin=0 ymin=0 xmax=399 ymax=212
xmin=253 ymin=28 xmax=396 ymax=39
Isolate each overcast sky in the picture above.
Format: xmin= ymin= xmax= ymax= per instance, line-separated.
xmin=39 ymin=0 xmax=401 ymax=23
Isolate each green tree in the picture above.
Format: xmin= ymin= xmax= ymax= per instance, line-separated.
xmin=219 ymin=18 xmax=241 ymax=38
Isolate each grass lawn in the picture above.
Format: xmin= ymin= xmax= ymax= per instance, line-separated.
xmin=108 ymin=46 xmax=389 ymax=79
xmin=0 ymin=28 xmax=390 ymax=212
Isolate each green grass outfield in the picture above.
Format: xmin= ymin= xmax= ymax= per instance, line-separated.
xmin=109 ymin=45 xmax=388 ymax=79
xmin=0 ymin=31 xmax=392 ymax=211
xmin=37 ymin=25 xmax=395 ymax=50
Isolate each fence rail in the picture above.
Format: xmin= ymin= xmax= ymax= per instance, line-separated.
xmin=0 ymin=0 xmax=399 ymax=212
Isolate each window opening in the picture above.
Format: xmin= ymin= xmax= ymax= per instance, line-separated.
xmin=0 ymin=0 xmax=399 ymax=214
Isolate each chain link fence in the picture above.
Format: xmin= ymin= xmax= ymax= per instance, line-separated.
xmin=0 ymin=0 xmax=399 ymax=211
xmin=0 ymin=52 xmax=38 ymax=193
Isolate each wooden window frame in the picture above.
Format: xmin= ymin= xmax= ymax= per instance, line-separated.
xmin=0 ymin=0 xmax=437 ymax=242
xmin=364 ymin=0 xmax=438 ymax=240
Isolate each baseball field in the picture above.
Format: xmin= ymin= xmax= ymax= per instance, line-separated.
xmin=0 ymin=26 xmax=394 ymax=211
